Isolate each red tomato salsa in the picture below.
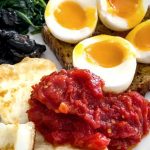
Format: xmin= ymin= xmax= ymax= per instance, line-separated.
xmin=28 ymin=69 xmax=150 ymax=150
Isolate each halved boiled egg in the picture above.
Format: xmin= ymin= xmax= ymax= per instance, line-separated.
xmin=45 ymin=0 xmax=98 ymax=44
xmin=73 ymin=35 xmax=137 ymax=93
xmin=97 ymin=0 xmax=149 ymax=31
xmin=126 ymin=20 xmax=150 ymax=64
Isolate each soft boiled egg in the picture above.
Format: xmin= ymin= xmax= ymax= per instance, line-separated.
xmin=97 ymin=0 xmax=149 ymax=31
xmin=45 ymin=0 xmax=98 ymax=44
xmin=126 ymin=20 xmax=150 ymax=64
xmin=73 ymin=35 xmax=137 ymax=93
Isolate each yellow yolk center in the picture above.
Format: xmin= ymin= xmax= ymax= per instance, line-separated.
xmin=108 ymin=0 xmax=139 ymax=18
xmin=134 ymin=25 xmax=150 ymax=50
xmin=54 ymin=1 xmax=96 ymax=30
xmin=86 ymin=41 xmax=127 ymax=68
xmin=54 ymin=1 xmax=86 ymax=29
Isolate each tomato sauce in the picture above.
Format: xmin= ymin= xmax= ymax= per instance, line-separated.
xmin=28 ymin=69 xmax=150 ymax=150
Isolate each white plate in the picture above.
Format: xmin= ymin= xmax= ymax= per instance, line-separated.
xmin=30 ymin=33 xmax=150 ymax=150
xmin=29 ymin=33 xmax=62 ymax=70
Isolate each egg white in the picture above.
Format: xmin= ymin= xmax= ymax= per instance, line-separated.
xmin=45 ymin=0 xmax=98 ymax=44
xmin=126 ymin=20 xmax=150 ymax=64
xmin=73 ymin=35 xmax=137 ymax=93
xmin=97 ymin=0 xmax=149 ymax=31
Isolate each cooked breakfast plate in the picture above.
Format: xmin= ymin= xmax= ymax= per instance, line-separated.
xmin=1 ymin=0 xmax=150 ymax=150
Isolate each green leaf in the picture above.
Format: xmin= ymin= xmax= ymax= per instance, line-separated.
xmin=0 ymin=0 xmax=47 ymax=33
xmin=16 ymin=11 xmax=40 ymax=29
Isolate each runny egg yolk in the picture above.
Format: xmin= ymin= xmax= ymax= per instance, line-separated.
xmin=85 ymin=41 xmax=127 ymax=68
xmin=108 ymin=0 xmax=139 ymax=18
xmin=134 ymin=25 xmax=150 ymax=51
xmin=54 ymin=1 xmax=95 ymax=30
xmin=108 ymin=0 xmax=144 ymax=28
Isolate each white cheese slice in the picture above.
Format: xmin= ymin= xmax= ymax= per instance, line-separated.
xmin=0 ymin=57 xmax=57 ymax=124
xmin=0 ymin=122 xmax=35 ymax=150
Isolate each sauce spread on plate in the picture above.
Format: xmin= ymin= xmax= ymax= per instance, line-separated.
xmin=28 ymin=69 xmax=150 ymax=150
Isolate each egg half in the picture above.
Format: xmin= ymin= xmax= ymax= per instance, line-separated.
xmin=126 ymin=20 xmax=150 ymax=64
xmin=97 ymin=0 xmax=149 ymax=31
xmin=73 ymin=35 xmax=137 ymax=93
xmin=45 ymin=0 xmax=98 ymax=44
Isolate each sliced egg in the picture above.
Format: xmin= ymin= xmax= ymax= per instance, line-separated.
xmin=45 ymin=0 xmax=98 ymax=44
xmin=97 ymin=0 xmax=149 ymax=31
xmin=126 ymin=20 xmax=150 ymax=64
xmin=73 ymin=35 xmax=137 ymax=93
